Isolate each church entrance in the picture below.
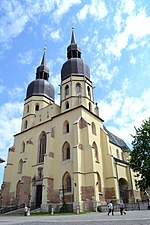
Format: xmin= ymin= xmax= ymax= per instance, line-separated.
xmin=119 ymin=178 xmax=128 ymax=203
xmin=36 ymin=185 xmax=42 ymax=208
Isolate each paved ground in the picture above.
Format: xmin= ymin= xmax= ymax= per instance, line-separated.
xmin=0 ymin=210 xmax=150 ymax=225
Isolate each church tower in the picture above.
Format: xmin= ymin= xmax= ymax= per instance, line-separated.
xmin=60 ymin=27 xmax=98 ymax=115
xmin=21 ymin=48 xmax=54 ymax=131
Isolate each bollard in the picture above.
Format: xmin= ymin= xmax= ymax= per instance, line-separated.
xmin=51 ymin=207 xmax=54 ymax=215
xmin=27 ymin=207 xmax=30 ymax=216
xmin=77 ymin=206 xmax=79 ymax=214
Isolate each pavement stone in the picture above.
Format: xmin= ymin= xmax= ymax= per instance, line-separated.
xmin=0 ymin=210 xmax=150 ymax=225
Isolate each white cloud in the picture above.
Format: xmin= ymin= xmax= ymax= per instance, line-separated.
xmin=107 ymin=9 xmax=150 ymax=57
xmin=42 ymin=25 xmax=61 ymax=42
xmin=77 ymin=0 xmax=108 ymax=21
xmin=53 ymin=0 xmax=81 ymax=20
xmin=0 ymin=102 xmax=23 ymax=154
xmin=18 ymin=50 xmax=34 ymax=64
xmin=113 ymin=10 xmax=122 ymax=33
xmin=8 ymin=87 xmax=25 ymax=101
xmin=91 ymin=58 xmax=119 ymax=86
xmin=120 ymin=0 xmax=136 ymax=15
xmin=129 ymin=55 xmax=136 ymax=64
xmin=89 ymin=0 xmax=108 ymax=20
xmin=125 ymin=10 xmax=150 ymax=40
xmin=0 ymin=0 xmax=81 ymax=47
xmin=77 ymin=4 xmax=89 ymax=21
xmin=50 ymin=30 xmax=61 ymax=40
xmin=99 ymin=87 xmax=150 ymax=146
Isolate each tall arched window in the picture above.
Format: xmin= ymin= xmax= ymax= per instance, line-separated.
xmin=62 ymin=172 xmax=71 ymax=192
xmin=62 ymin=142 xmax=70 ymax=161
xmin=91 ymin=122 xmax=96 ymax=135
xmin=97 ymin=173 xmax=102 ymax=192
xmin=38 ymin=132 xmax=46 ymax=163
xmin=18 ymin=159 xmax=23 ymax=173
xmin=76 ymin=83 xmax=81 ymax=95
xmin=116 ymin=149 xmax=120 ymax=158
xmin=35 ymin=104 xmax=39 ymax=111
xmin=16 ymin=180 xmax=21 ymax=199
xmin=87 ymin=86 xmax=91 ymax=98
xmin=89 ymin=102 xmax=92 ymax=112
xmin=65 ymin=101 xmax=69 ymax=109
xmin=63 ymin=120 xmax=69 ymax=134
xmin=65 ymin=84 xmax=69 ymax=97
xmin=27 ymin=105 xmax=29 ymax=113
xmin=92 ymin=142 xmax=99 ymax=162
xmin=24 ymin=120 xmax=28 ymax=129
xmin=21 ymin=142 xmax=25 ymax=153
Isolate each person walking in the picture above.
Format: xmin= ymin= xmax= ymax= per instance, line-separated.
xmin=24 ymin=205 xmax=28 ymax=216
xmin=119 ymin=200 xmax=126 ymax=215
xmin=107 ymin=200 xmax=114 ymax=216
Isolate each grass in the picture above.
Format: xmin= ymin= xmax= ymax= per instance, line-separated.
xmin=31 ymin=211 xmax=89 ymax=216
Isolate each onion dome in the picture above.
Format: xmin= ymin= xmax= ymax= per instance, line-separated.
xmin=26 ymin=48 xmax=54 ymax=101
xmin=61 ymin=27 xmax=90 ymax=81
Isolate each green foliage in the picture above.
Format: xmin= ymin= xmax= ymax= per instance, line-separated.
xmin=130 ymin=118 xmax=150 ymax=191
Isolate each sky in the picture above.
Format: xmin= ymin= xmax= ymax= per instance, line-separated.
xmin=0 ymin=0 xmax=150 ymax=186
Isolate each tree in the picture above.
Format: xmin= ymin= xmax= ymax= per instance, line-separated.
xmin=130 ymin=118 xmax=150 ymax=191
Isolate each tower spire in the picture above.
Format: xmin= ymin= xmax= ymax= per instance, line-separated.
xmin=67 ymin=27 xmax=81 ymax=59
xmin=71 ymin=26 xmax=76 ymax=44
xmin=36 ymin=47 xmax=49 ymax=80
xmin=41 ymin=46 xmax=47 ymax=66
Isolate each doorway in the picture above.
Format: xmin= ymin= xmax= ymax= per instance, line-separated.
xmin=119 ymin=178 xmax=128 ymax=203
xmin=36 ymin=185 xmax=42 ymax=208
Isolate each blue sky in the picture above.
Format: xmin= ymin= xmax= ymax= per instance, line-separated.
xmin=0 ymin=0 xmax=150 ymax=186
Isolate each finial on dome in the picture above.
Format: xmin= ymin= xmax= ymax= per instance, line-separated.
xmin=44 ymin=46 xmax=47 ymax=51
xmin=71 ymin=24 xmax=76 ymax=44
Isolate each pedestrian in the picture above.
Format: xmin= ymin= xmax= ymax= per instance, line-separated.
xmin=24 ymin=205 xmax=28 ymax=216
xmin=107 ymin=200 xmax=114 ymax=216
xmin=119 ymin=200 xmax=126 ymax=215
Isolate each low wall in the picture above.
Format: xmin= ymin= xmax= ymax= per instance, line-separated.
xmin=99 ymin=202 xmax=150 ymax=212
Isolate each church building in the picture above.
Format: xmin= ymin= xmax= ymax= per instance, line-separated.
xmin=1 ymin=28 xmax=141 ymax=212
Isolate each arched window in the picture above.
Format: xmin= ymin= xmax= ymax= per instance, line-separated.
xmin=87 ymin=86 xmax=91 ymax=98
xmin=89 ymin=102 xmax=92 ymax=112
xmin=38 ymin=132 xmax=46 ymax=163
xmin=97 ymin=173 xmax=102 ymax=192
xmin=63 ymin=120 xmax=69 ymax=134
xmin=62 ymin=172 xmax=71 ymax=192
xmin=65 ymin=101 xmax=69 ymax=109
xmin=92 ymin=122 xmax=96 ymax=135
xmin=27 ymin=105 xmax=29 ymax=113
xmin=24 ymin=120 xmax=28 ymax=129
xmin=92 ymin=142 xmax=99 ymax=162
xmin=16 ymin=180 xmax=21 ymax=199
xmin=35 ymin=104 xmax=39 ymax=111
xmin=18 ymin=159 xmax=23 ymax=173
xmin=116 ymin=149 xmax=120 ymax=158
xmin=21 ymin=142 xmax=25 ymax=153
xmin=65 ymin=85 xmax=69 ymax=97
xmin=62 ymin=142 xmax=70 ymax=161
xmin=76 ymin=83 xmax=81 ymax=95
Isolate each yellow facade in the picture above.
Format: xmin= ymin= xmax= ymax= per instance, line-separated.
xmin=1 ymin=28 xmax=140 ymax=212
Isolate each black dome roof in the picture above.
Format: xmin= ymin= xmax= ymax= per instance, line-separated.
xmin=61 ymin=58 xmax=90 ymax=81
xmin=26 ymin=79 xmax=54 ymax=100
xmin=61 ymin=27 xmax=90 ymax=81
xmin=25 ymin=49 xmax=54 ymax=101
